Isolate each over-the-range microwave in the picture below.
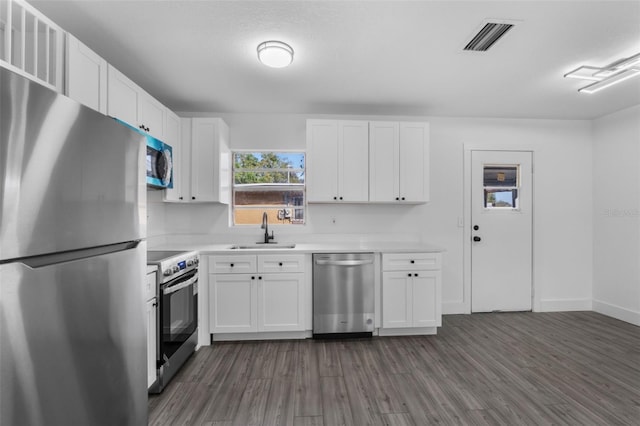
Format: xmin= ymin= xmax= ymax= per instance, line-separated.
xmin=115 ymin=118 xmax=173 ymax=189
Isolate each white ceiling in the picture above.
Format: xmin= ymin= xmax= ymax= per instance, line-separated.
xmin=30 ymin=0 xmax=640 ymax=120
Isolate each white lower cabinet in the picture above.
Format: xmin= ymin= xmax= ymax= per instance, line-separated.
xmin=209 ymin=254 xmax=305 ymax=334
xmin=145 ymin=270 xmax=157 ymax=389
xmin=381 ymin=253 xmax=441 ymax=333
xmin=146 ymin=298 xmax=157 ymax=388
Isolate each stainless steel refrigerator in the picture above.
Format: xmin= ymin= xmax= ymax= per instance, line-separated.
xmin=0 ymin=68 xmax=148 ymax=425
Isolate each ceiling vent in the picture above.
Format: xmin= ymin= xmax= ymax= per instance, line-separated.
xmin=464 ymin=21 xmax=515 ymax=52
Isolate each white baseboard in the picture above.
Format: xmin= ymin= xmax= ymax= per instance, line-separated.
xmin=211 ymin=330 xmax=308 ymax=341
xmin=537 ymin=298 xmax=592 ymax=312
xmin=378 ymin=326 xmax=437 ymax=336
xmin=593 ymin=300 xmax=640 ymax=326
xmin=442 ymin=301 xmax=469 ymax=315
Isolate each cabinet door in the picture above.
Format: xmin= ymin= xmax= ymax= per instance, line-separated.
xmin=138 ymin=93 xmax=165 ymax=140
xmin=163 ymin=111 xmax=182 ymax=202
xmin=107 ymin=65 xmax=139 ymax=127
xmin=191 ymin=118 xmax=217 ymax=202
xmin=339 ymin=120 xmax=369 ymax=202
xmin=412 ymin=271 xmax=439 ymax=328
xmin=146 ymin=298 xmax=157 ymax=389
xmin=66 ymin=34 xmax=107 ymax=113
xmin=307 ymin=120 xmax=338 ymax=202
xmin=209 ymin=274 xmax=257 ymax=333
xmin=369 ymin=122 xmax=400 ymax=202
xmin=399 ymin=122 xmax=429 ymax=202
xmin=258 ymin=273 xmax=304 ymax=332
xmin=190 ymin=118 xmax=229 ymax=203
xmin=382 ymin=271 xmax=412 ymax=328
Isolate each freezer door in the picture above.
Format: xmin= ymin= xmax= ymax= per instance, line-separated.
xmin=0 ymin=68 xmax=146 ymax=260
xmin=0 ymin=242 xmax=147 ymax=426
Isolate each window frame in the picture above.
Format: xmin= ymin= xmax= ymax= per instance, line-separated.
xmin=231 ymin=150 xmax=306 ymax=227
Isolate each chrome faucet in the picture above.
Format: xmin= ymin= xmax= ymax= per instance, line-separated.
xmin=261 ymin=212 xmax=275 ymax=244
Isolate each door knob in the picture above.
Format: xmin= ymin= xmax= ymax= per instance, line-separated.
xmin=473 ymin=236 xmax=481 ymax=242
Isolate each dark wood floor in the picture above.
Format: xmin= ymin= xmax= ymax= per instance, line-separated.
xmin=148 ymin=312 xmax=640 ymax=425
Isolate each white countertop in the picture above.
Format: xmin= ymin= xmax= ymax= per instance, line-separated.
xmin=149 ymin=241 xmax=445 ymax=255
xmin=146 ymin=265 xmax=158 ymax=274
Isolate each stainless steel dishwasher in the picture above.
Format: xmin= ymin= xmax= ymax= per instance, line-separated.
xmin=313 ymin=253 xmax=375 ymax=337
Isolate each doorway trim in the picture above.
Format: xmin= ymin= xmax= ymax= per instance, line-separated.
xmin=463 ymin=143 xmax=538 ymax=314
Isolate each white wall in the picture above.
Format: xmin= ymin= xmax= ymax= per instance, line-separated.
xmin=148 ymin=113 xmax=594 ymax=315
xmin=592 ymin=105 xmax=640 ymax=326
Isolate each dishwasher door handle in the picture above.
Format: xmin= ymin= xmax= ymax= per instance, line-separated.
xmin=315 ymin=259 xmax=374 ymax=266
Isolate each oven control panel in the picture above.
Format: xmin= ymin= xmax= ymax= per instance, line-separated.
xmin=162 ymin=255 xmax=199 ymax=277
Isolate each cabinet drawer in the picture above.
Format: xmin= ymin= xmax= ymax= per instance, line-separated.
xmin=258 ymin=254 xmax=305 ymax=273
xmin=209 ymin=255 xmax=257 ymax=274
xmin=382 ymin=252 xmax=441 ymax=271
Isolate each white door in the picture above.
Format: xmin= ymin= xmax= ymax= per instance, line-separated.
xmin=399 ymin=122 xmax=430 ymax=202
xmin=471 ymin=150 xmax=532 ymax=312
xmin=381 ymin=271 xmax=412 ymax=328
xmin=210 ymin=274 xmax=257 ymax=332
xmin=258 ymin=273 xmax=304 ymax=332
xmin=66 ymin=34 xmax=107 ymax=113
xmin=338 ymin=120 xmax=369 ymax=202
xmin=307 ymin=120 xmax=339 ymax=202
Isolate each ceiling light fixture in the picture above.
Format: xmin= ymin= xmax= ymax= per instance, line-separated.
xmin=578 ymin=68 xmax=640 ymax=94
xmin=257 ymin=41 xmax=294 ymax=68
xmin=564 ymin=52 xmax=640 ymax=93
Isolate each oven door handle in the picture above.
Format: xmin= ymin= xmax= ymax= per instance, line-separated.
xmin=163 ymin=275 xmax=197 ymax=295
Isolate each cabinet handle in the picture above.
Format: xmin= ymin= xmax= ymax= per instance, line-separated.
xmin=339 ymin=196 xmax=343 ymax=200
xmin=251 ymin=276 xmax=255 ymax=280
xmin=410 ymin=260 xmax=415 ymax=264
xmin=414 ymin=273 xmax=419 ymax=277
xmin=333 ymin=196 xmax=337 ymax=200
xmin=230 ymin=263 xmax=234 ymax=268
xmin=258 ymin=276 xmax=262 ymax=280
xmin=279 ymin=262 xmax=283 ymax=266
xmin=401 ymin=197 xmax=406 ymax=201
xmin=179 ymin=196 xmax=183 ymax=200
xmin=407 ymin=273 xmax=411 ymax=277
xmin=395 ymin=197 xmax=400 ymax=201
xmin=192 ymin=196 xmax=196 ymax=200
xmin=139 ymin=124 xmax=145 ymax=130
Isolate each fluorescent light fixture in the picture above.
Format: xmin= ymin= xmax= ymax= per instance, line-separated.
xmin=564 ymin=66 xmax=605 ymax=81
xmin=578 ymin=68 xmax=640 ymax=94
xmin=257 ymin=41 xmax=294 ymax=68
xmin=565 ymin=52 xmax=640 ymax=93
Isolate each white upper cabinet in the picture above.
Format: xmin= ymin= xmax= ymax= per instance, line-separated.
xmin=162 ymin=110 xmax=182 ymax=202
xmin=307 ymin=120 xmax=338 ymax=202
xmin=65 ymin=34 xmax=107 ymax=113
xmin=399 ymin=122 xmax=430 ymax=202
xmin=369 ymin=121 xmax=430 ymax=203
xmin=107 ymin=64 xmax=165 ymax=140
xmin=307 ymin=119 xmax=369 ymax=203
xmin=369 ymin=121 xmax=399 ymax=202
xmin=172 ymin=117 xmax=230 ymax=204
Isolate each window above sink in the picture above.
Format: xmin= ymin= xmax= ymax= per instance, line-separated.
xmin=232 ymin=152 xmax=306 ymax=226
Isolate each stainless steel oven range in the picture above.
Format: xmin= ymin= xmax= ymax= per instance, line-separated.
xmin=147 ymin=250 xmax=199 ymax=393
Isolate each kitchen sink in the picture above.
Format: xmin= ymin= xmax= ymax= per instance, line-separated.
xmin=230 ymin=243 xmax=296 ymax=250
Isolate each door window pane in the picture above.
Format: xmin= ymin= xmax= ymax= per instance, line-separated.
xmin=483 ymin=165 xmax=519 ymax=209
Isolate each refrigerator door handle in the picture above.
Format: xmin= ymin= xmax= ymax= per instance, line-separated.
xmin=10 ymin=241 xmax=141 ymax=268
